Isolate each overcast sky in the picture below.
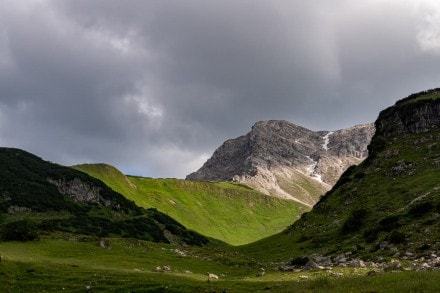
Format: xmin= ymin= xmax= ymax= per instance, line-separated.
xmin=1 ymin=0 xmax=440 ymax=178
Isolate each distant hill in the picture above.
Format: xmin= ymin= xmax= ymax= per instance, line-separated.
xmin=0 ymin=148 xmax=207 ymax=246
xmin=187 ymin=120 xmax=374 ymax=207
xmin=73 ymin=163 xmax=304 ymax=245
xmin=244 ymin=89 xmax=440 ymax=263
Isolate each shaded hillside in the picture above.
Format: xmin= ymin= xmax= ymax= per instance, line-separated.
xmin=0 ymin=148 xmax=207 ymax=246
xmin=187 ymin=121 xmax=374 ymax=207
xmin=244 ymin=89 xmax=440 ymax=262
xmin=73 ymin=164 xmax=305 ymax=245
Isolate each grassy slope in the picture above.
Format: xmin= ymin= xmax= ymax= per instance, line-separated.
xmin=73 ymin=164 xmax=306 ymax=245
xmin=275 ymin=169 xmax=328 ymax=206
xmin=245 ymin=131 xmax=440 ymax=262
xmin=1 ymin=236 xmax=439 ymax=292
xmin=0 ymin=148 xmax=208 ymax=245
xmin=395 ymin=87 xmax=440 ymax=105
xmin=243 ymin=97 xmax=440 ymax=262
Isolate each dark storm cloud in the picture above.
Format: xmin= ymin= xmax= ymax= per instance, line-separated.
xmin=1 ymin=1 xmax=440 ymax=177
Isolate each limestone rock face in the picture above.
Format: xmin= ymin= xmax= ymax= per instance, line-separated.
xmin=186 ymin=120 xmax=374 ymax=206
xmin=47 ymin=177 xmax=113 ymax=207
xmin=376 ymin=89 xmax=440 ymax=137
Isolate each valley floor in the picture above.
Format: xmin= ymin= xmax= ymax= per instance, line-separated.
xmin=1 ymin=235 xmax=439 ymax=292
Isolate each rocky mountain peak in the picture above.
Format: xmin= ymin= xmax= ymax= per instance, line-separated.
xmin=187 ymin=120 xmax=375 ymax=207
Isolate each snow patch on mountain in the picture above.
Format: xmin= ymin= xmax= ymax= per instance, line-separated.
xmin=322 ymin=131 xmax=334 ymax=151
xmin=187 ymin=120 xmax=374 ymax=204
xmin=306 ymin=156 xmax=324 ymax=183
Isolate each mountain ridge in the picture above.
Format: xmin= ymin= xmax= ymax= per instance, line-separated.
xmin=243 ymin=88 xmax=440 ymax=266
xmin=187 ymin=120 xmax=374 ymax=206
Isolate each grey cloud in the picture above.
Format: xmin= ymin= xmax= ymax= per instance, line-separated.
xmin=1 ymin=0 xmax=440 ymax=178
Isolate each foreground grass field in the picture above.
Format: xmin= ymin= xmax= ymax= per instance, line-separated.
xmin=1 ymin=236 xmax=439 ymax=292
xmin=73 ymin=164 xmax=306 ymax=245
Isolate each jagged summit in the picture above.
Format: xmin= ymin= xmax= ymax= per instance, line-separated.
xmin=187 ymin=120 xmax=374 ymax=206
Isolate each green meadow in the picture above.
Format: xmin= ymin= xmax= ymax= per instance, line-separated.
xmin=73 ymin=164 xmax=307 ymax=245
xmin=1 ymin=235 xmax=439 ymax=292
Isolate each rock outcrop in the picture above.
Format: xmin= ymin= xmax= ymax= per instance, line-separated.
xmin=273 ymin=89 xmax=440 ymax=261
xmin=376 ymin=88 xmax=440 ymax=136
xmin=187 ymin=120 xmax=374 ymax=206
xmin=48 ymin=178 xmax=105 ymax=204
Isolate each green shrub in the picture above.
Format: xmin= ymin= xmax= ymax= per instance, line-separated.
xmin=354 ymin=171 xmax=365 ymax=179
xmin=407 ymin=202 xmax=434 ymax=217
xmin=341 ymin=208 xmax=369 ymax=234
xmin=368 ymin=136 xmax=387 ymax=155
xmin=418 ymin=243 xmax=431 ymax=251
xmin=289 ymin=256 xmax=310 ymax=266
xmin=378 ymin=215 xmax=400 ymax=231
xmin=388 ymin=231 xmax=406 ymax=244
xmin=1 ymin=219 xmax=40 ymax=241
xmin=363 ymin=215 xmax=401 ymax=243
xmin=363 ymin=228 xmax=379 ymax=243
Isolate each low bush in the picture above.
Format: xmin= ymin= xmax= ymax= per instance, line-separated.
xmin=368 ymin=136 xmax=387 ymax=154
xmin=407 ymin=202 xmax=433 ymax=217
xmin=341 ymin=208 xmax=369 ymax=234
xmin=289 ymin=256 xmax=310 ymax=266
xmin=378 ymin=215 xmax=400 ymax=231
xmin=363 ymin=228 xmax=379 ymax=243
xmin=388 ymin=230 xmax=406 ymax=244
xmin=1 ymin=219 xmax=40 ymax=241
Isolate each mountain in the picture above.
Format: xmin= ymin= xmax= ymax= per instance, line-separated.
xmin=0 ymin=148 xmax=208 ymax=246
xmin=1 ymin=91 xmax=440 ymax=292
xmin=244 ymin=89 xmax=440 ymax=263
xmin=187 ymin=120 xmax=374 ymax=207
xmin=73 ymin=163 xmax=304 ymax=245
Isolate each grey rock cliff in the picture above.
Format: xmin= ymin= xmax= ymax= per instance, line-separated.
xmin=376 ymin=89 xmax=440 ymax=137
xmin=187 ymin=120 xmax=374 ymax=206
xmin=48 ymin=177 xmax=115 ymax=208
